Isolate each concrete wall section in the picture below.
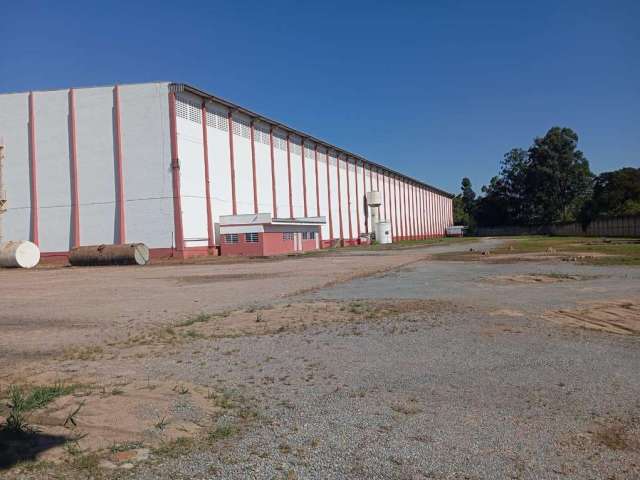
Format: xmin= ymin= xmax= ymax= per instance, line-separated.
xmin=0 ymin=93 xmax=31 ymax=243
xmin=289 ymin=136 xmax=304 ymax=218
xmin=231 ymin=111 xmax=254 ymax=215
xmin=254 ymin=122 xmax=273 ymax=215
xmin=75 ymin=87 xmax=117 ymax=246
xmin=328 ymin=153 xmax=340 ymax=240
xmin=175 ymin=93 xmax=207 ymax=247
xmin=316 ymin=148 xmax=330 ymax=241
xmin=273 ymin=130 xmax=289 ymax=218
xmin=205 ymin=102 xmax=233 ymax=231
xmin=32 ymin=90 xmax=73 ymax=252
xmin=119 ymin=83 xmax=174 ymax=248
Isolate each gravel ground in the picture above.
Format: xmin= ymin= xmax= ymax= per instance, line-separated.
xmin=123 ymin=250 xmax=640 ymax=480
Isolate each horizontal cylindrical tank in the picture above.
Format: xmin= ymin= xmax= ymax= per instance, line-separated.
xmin=0 ymin=241 xmax=41 ymax=268
xmin=69 ymin=243 xmax=150 ymax=266
xmin=375 ymin=221 xmax=393 ymax=244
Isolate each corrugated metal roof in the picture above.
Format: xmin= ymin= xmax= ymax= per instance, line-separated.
xmin=170 ymin=83 xmax=453 ymax=198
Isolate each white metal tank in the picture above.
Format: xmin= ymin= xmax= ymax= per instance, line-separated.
xmin=366 ymin=191 xmax=381 ymax=206
xmin=0 ymin=240 xmax=41 ymax=268
xmin=375 ymin=221 xmax=392 ymax=244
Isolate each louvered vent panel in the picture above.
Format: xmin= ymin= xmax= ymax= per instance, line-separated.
xmin=273 ymin=132 xmax=287 ymax=151
xmin=305 ymin=145 xmax=315 ymax=159
xmin=232 ymin=115 xmax=251 ymax=139
xmin=255 ymin=124 xmax=271 ymax=145
xmin=176 ymin=97 xmax=202 ymax=123
xmin=205 ymin=106 xmax=229 ymax=132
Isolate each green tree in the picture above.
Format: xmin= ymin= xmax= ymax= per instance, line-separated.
xmin=454 ymin=178 xmax=477 ymax=231
xmin=461 ymin=177 xmax=476 ymax=213
xmin=452 ymin=195 xmax=470 ymax=225
xmin=525 ymin=127 xmax=593 ymax=223
xmin=581 ymin=167 xmax=640 ymax=221
xmin=474 ymin=176 xmax=513 ymax=227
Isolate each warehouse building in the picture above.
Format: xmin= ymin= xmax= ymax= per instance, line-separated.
xmin=0 ymin=82 xmax=453 ymax=258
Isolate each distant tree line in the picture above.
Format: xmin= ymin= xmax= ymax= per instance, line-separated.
xmin=454 ymin=127 xmax=640 ymax=230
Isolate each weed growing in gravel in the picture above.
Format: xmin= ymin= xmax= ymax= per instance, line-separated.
xmin=2 ymin=387 xmax=31 ymax=435
xmin=1 ymin=382 xmax=77 ymax=436
xmin=63 ymin=401 xmax=84 ymax=428
xmin=61 ymin=345 xmax=104 ymax=361
xmin=178 ymin=313 xmax=212 ymax=327
xmin=110 ymin=441 xmax=144 ymax=453
xmin=153 ymin=437 xmax=194 ymax=458
xmin=173 ymin=384 xmax=190 ymax=395
xmin=20 ymin=382 xmax=77 ymax=411
xmin=208 ymin=422 xmax=237 ymax=442
xmin=154 ymin=416 xmax=169 ymax=430
xmin=68 ymin=452 xmax=101 ymax=476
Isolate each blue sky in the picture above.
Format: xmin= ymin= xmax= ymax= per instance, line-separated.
xmin=1 ymin=0 xmax=638 ymax=194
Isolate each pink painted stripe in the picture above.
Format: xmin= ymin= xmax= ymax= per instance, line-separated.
xmin=68 ymin=89 xmax=81 ymax=248
xmin=326 ymin=149 xmax=334 ymax=240
xmin=227 ymin=110 xmax=237 ymax=215
xmin=336 ymin=154 xmax=344 ymax=242
xmin=168 ymin=92 xmax=185 ymax=254
xmin=314 ymin=145 xmax=320 ymax=217
xmin=286 ymin=135 xmax=293 ymax=218
xmin=301 ymin=140 xmax=308 ymax=217
xmin=201 ymin=102 xmax=215 ymax=247
xmin=250 ymin=120 xmax=258 ymax=214
xmin=269 ymin=127 xmax=277 ymax=217
xmin=113 ymin=85 xmax=127 ymax=244
xmin=345 ymin=158 xmax=353 ymax=241
xmin=354 ymin=159 xmax=360 ymax=239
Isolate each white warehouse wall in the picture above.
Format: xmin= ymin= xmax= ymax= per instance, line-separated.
xmin=0 ymin=92 xmax=31 ymax=243
xmin=0 ymin=82 xmax=175 ymax=252
xmin=1 ymin=81 xmax=454 ymax=256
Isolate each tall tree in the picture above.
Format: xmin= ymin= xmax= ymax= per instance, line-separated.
xmin=581 ymin=167 xmax=640 ymax=220
xmin=461 ymin=177 xmax=476 ymax=213
xmin=525 ymin=127 xmax=592 ymax=223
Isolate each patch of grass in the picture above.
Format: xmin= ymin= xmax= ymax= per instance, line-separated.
xmin=69 ymin=452 xmax=101 ymax=475
xmin=208 ymin=423 xmax=237 ymax=442
xmin=494 ymin=236 xmax=640 ymax=265
xmin=183 ymin=329 xmax=205 ymax=340
xmin=110 ymin=441 xmax=144 ymax=453
xmin=0 ymin=382 xmax=77 ymax=436
xmin=177 ymin=313 xmax=212 ymax=327
xmin=153 ymin=437 xmax=194 ymax=459
xmin=21 ymin=382 xmax=76 ymax=411
xmin=3 ymin=387 xmax=31 ymax=435
xmin=61 ymin=345 xmax=104 ymax=361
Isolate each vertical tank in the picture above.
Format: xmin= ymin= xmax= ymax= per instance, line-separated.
xmin=375 ymin=221 xmax=392 ymax=244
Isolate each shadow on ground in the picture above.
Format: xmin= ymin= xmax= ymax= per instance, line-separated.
xmin=0 ymin=428 xmax=68 ymax=470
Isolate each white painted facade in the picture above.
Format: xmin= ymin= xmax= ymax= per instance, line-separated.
xmin=0 ymin=82 xmax=454 ymax=257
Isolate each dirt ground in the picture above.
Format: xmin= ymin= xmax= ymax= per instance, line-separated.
xmin=0 ymin=246 xmax=444 ymax=367
xmin=1 ymin=237 xmax=639 ymax=479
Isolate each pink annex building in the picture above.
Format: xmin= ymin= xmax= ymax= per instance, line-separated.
xmin=0 ymin=82 xmax=454 ymax=258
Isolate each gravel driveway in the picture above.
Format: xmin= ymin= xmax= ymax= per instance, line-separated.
xmin=124 ymin=244 xmax=640 ymax=480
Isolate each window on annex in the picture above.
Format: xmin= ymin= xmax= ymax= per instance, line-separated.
xmin=223 ymin=233 xmax=239 ymax=244
xmin=245 ymin=232 xmax=259 ymax=243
